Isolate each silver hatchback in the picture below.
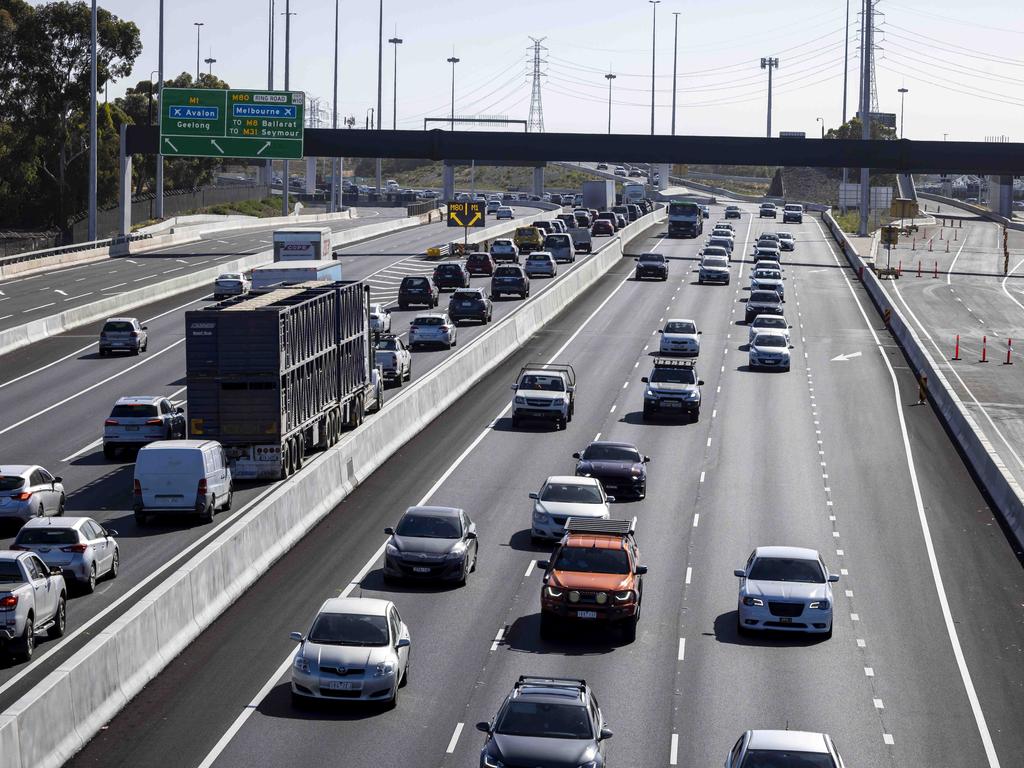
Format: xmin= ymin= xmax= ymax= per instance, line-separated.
xmin=0 ymin=465 xmax=65 ymax=523
xmin=103 ymin=396 xmax=186 ymax=458
xmin=13 ymin=517 xmax=119 ymax=593
xmin=98 ymin=317 xmax=148 ymax=356
xmin=409 ymin=313 xmax=458 ymax=350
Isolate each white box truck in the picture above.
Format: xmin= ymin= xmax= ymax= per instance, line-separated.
xmin=273 ymin=227 xmax=334 ymax=261
xmin=582 ymin=180 xmax=615 ymax=211
xmin=251 ymin=260 xmax=343 ymax=289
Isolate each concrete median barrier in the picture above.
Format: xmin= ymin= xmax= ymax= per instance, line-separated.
xmin=821 ymin=210 xmax=1024 ymax=551
xmin=0 ymin=207 xmax=664 ymax=768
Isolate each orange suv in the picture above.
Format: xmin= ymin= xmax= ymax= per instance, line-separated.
xmin=537 ymin=517 xmax=647 ymax=642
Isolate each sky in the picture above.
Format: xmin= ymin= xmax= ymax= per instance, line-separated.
xmin=46 ymin=0 xmax=1024 ymax=142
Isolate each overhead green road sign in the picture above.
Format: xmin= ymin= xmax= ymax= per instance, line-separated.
xmin=160 ymin=88 xmax=304 ymax=160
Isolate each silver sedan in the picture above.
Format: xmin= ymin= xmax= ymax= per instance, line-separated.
xmin=735 ymin=546 xmax=838 ymax=637
xmin=0 ymin=465 xmax=65 ymax=523
xmin=12 ymin=517 xmax=119 ymax=593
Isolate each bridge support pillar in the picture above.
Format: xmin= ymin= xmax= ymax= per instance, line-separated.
xmin=306 ymin=157 xmax=317 ymax=195
xmin=533 ymin=166 xmax=544 ymax=198
xmin=118 ymin=123 xmax=132 ymax=237
xmin=442 ymin=162 xmax=455 ymax=201
xmin=655 ymin=163 xmax=670 ymax=191
xmin=994 ymin=175 xmax=1013 ymax=218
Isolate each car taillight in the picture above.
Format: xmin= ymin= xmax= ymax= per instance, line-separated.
xmin=14 ymin=491 xmax=31 ymax=501
xmin=104 ymin=419 xmax=119 ymax=426
xmin=145 ymin=418 xmax=163 ymax=425
xmin=441 ymin=325 xmax=450 ymax=332
xmin=197 ymin=478 xmax=208 ymax=496
xmin=133 ymin=479 xmax=142 ymax=497
xmin=131 ymin=331 xmax=141 ymax=338
xmin=0 ymin=595 xmax=17 ymax=610
xmin=61 ymin=544 xmax=89 ymax=553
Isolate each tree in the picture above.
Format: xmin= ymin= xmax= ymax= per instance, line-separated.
xmin=0 ymin=1 xmax=141 ymax=231
xmin=824 ymin=116 xmax=896 ymax=142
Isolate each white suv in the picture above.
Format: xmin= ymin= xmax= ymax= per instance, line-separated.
xmin=103 ymin=396 xmax=186 ymax=458
xmin=782 ymin=203 xmax=804 ymax=223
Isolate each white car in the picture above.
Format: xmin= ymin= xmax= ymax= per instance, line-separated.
xmin=490 ymin=238 xmax=520 ymax=263
xmin=658 ymin=318 xmax=701 ymax=356
xmin=529 ymin=475 xmax=612 ymax=543
xmin=726 ymin=730 xmax=846 ymax=767
xmin=735 ymin=546 xmax=838 ymax=637
xmin=714 ymin=221 xmax=735 ymax=233
xmin=710 ymin=228 xmax=735 ymax=243
xmin=524 ymin=251 xmax=557 ymax=278
xmin=748 ymin=331 xmax=792 ymax=371
xmin=496 ymin=206 xmax=515 ymax=220
xmin=409 ymin=313 xmax=457 ymax=350
xmin=213 ymin=272 xmax=251 ymax=299
xmin=776 ymin=232 xmax=796 ymax=251
xmin=290 ymin=597 xmax=410 ymax=705
xmin=748 ymin=315 xmax=791 ymax=345
xmin=369 ymin=303 xmax=392 ymax=334
xmin=698 ymin=255 xmax=730 ymax=285
xmin=486 ymin=200 xmax=501 ymax=214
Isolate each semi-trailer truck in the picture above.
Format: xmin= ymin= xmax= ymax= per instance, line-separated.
xmin=273 ymin=227 xmax=334 ymax=261
xmin=185 ymin=281 xmax=374 ymax=480
xmin=251 ymin=260 xmax=342 ymax=290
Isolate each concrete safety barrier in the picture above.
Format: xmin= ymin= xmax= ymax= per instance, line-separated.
xmin=821 ymin=210 xmax=1024 ymax=551
xmin=917 ymin=191 xmax=1024 ymax=232
xmin=0 ymin=206 xmax=665 ymax=768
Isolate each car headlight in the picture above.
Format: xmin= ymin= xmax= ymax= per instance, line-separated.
xmin=743 ymin=597 xmax=764 ymax=607
xmin=545 ymin=586 xmax=564 ymax=599
xmin=645 ymin=389 xmax=656 ymax=398
xmin=373 ymin=661 xmax=396 ymax=677
xmin=482 ymin=754 xmax=505 ymax=768
xmin=595 ymin=592 xmax=608 ymax=605
xmin=809 ymin=600 xmax=830 ymax=610
xmin=533 ymin=508 xmax=548 ymax=522
xmin=293 ymin=655 xmax=310 ymax=674
xmin=568 ymin=590 xmax=581 ymax=603
xmin=385 ymin=542 xmax=400 ymax=556
xmin=514 ymin=396 xmax=526 ymax=405
xmin=614 ymin=590 xmax=633 ymax=602
xmin=446 ymin=544 xmax=468 ymax=560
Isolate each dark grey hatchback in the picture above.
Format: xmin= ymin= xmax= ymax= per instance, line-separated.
xmin=744 ymin=289 xmax=784 ymax=324
xmin=478 ymin=677 xmax=612 ymax=768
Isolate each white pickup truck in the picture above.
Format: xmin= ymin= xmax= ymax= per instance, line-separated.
xmin=510 ymin=363 xmax=576 ymax=430
xmin=374 ymin=334 xmax=413 ymax=387
xmin=0 ymin=551 xmax=67 ymax=661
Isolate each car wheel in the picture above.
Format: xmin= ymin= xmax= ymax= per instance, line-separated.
xmin=405 ymin=363 xmax=412 ymax=381
xmin=83 ymin=565 xmax=97 ymax=595
xmin=736 ymin=614 xmax=750 ymax=637
xmin=557 ymin=416 xmax=567 ymax=431
xmin=134 ymin=510 xmax=148 ymax=526
xmin=57 ymin=494 xmax=65 ymax=516
xmin=642 ymin=407 xmax=652 ymax=422
xmin=48 ymin=595 xmax=66 ymax=639
xmin=14 ymin=616 xmax=34 ymax=662
xmin=110 ymin=548 xmax=119 ymax=579
xmin=200 ymin=496 xmax=215 ymax=524
xmin=98 ymin=349 xmax=107 ymax=357
xmin=540 ymin=612 xmax=557 ymax=641
xmin=512 ymin=414 xmax=521 ymax=429
xmin=698 ymin=278 xmax=704 ymax=285
xmin=222 ymin=489 xmax=233 ymax=511
xmin=622 ymin=613 xmax=639 ymax=643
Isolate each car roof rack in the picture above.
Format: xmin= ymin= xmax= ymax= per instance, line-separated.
xmin=515 ymin=676 xmax=587 ymax=692
xmin=651 ymin=357 xmax=696 ymax=369
xmin=564 ymin=517 xmax=637 ymax=536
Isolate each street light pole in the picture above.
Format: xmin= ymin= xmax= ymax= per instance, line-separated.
xmin=88 ymin=0 xmax=97 ymax=241
xmin=671 ymin=11 xmax=680 ymax=136
xmin=649 ymin=0 xmax=660 ymax=136
xmin=265 ymin=0 xmax=274 ymax=192
xmin=205 ymin=56 xmax=216 ymax=76
xmin=330 ymin=0 xmax=339 ymax=213
xmin=282 ymin=0 xmax=291 ymax=216
xmin=817 ymin=116 xmax=824 ymax=138
xmin=193 ymin=22 xmax=204 ymax=83
xmin=898 ymin=86 xmax=909 ymax=139
xmin=447 ymin=55 xmax=460 ymax=130
xmin=604 ymin=73 xmax=616 ymax=134
xmin=156 ymin=0 xmax=164 ymax=219
xmin=760 ymin=57 xmax=779 ymax=139
xmin=388 ymin=36 xmax=403 ymax=131
xmin=375 ymin=0 xmax=383 ymax=194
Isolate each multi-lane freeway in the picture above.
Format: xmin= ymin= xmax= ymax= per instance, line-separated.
xmin=52 ymin=202 xmax=1024 ymax=768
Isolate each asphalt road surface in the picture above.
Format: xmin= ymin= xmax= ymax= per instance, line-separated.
xmin=66 ymin=206 xmax=1024 ymax=768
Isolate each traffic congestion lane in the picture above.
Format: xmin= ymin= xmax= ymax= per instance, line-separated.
xmin=64 ymin=226 xmax=698 ymax=768
xmin=0 ymin=209 xmax=407 ymax=331
xmin=0 ymin=215 xmax=661 ymax=704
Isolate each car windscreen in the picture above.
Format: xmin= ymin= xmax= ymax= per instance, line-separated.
xmin=0 ymin=476 xmax=26 ymax=491
xmin=102 ymin=321 xmax=134 ymax=333
xmin=581 ymin=444 xmax=640 ymax=463
xmin=754 ymin=271 xmax=781 ymax=280
xmin=308 ymin=613 xmax=390 ymax=646
xmin=110 ymin=404 xmax=159 ymax=418
xmin=639 ymin=255 xmax=665 ymax=264
xmin=519 ymin=374 xmax=564 ymax=391
xmin=494 ymin=267 xmax=522 ymax=277
xmin=754 ymin=335 xmax=788 ymax=348
xmin=709 ymin=239 xmax=730 ymax=247
xmin=554 ymin=546 xmax=630 ymax=575
xmin=650 ymin=367 xmax=696 ymax=385
xmin=496 ymin=701 xmax=593 ymax=739
xmin=785 ymin=205 xmax=802 ymax=211
xmin=516 ymin=228 xmax=537 ymax=238
xmin=665 ymin=322 xmax=696 ymax=334
xmin=540 ymin=483 xmax=603 ymax=504
xmin=395 ymin=514 xmax=462 ymax=539
xmin=545 ymin=235 xmax=569 ymax=246
xmin=750 ymin=291 xmax=780 ymax=303
xmin=375 ymin=338 xmax=399 ymax=351
xmin=703 ymin=247 xmax=728 ymax=257
xmin=754 ymin=318 xmax=787 ymax=330
xmin=740 ymin=751 xmax=833 ymax=768
xmin=703 ymin=258 xmax=728 ymax=268
xmin=0 ymin=562 xmax=24 ymax=583
xmin=14 ymin=528 xmax=78 ymax=545
xmin=748 ymin=557 xmax=825 ymax=583
xmin=413 ymin=317 xmax=444 ymax=326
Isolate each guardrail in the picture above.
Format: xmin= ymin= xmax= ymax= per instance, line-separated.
xmin=0 ymin=206 xmax=666 ymax=768
xmin=820 ymin=208 xmax=1024 ymax=553
xmin=0 ymin=233 xmax=153 ymax=269
xmin=918 ymin=192 xmax=1024 ymax=232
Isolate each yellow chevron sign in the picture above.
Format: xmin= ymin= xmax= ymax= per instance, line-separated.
xmin=447 ymin=201 xmax=487 ymax=228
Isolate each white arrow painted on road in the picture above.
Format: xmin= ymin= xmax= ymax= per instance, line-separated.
xmin=831 ymin=351 xmax=863 ymax=362
xmin=163 ymin=138 xmax=178 ymax=152
xmin=256 ymin=141 xmax=272 ymax=156
xmin=211 ymin=139 xmax=225 ymax=154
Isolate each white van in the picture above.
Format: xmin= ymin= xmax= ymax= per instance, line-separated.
xmin=132 ymin=440 xmax=232 ymax=525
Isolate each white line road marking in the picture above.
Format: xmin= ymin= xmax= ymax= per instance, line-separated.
xmin=692 ymin=513 xmax=700 ymax=527
xmin=524 ymin=560 xmax=535 ymax=578
xmin=100 ymin=282 xmax=126 ymax=291
xmin=874 ymin=698 xmax=885 ymax=709
xmin=947 ymin=233 xmax=970 ymax=284
xmin=446 ymin=723 xmax=465 ymax=754
xmin=712 ymin=409 xmax=717 ymax=418
xmin=857 ymin=638 xmax=866 ymax=648
xmin=836 ymin=548 xmax=844 ymax=556
xmin=23 ymin=302 xmax=56 ymax=313
xmin=594 ymin=432 xmax=601 ymax=441
xmin=0 ymin=314 xmax=11 ymax=321
xmin=845 ymin=589 xmax=854 ymax=597
xmin=490 ymin=627 xmax=505 ymax=652
xmin=815 ymin=217 xmax=1003 ymax=768
xmin=699 ymin=471 xmax=705 ymax=483
xmin=685 ymin=566 xmax=692 ymax=585
xmin=610 ymin=404 xmax=617 ymax=413
xmin=670 ymin=733 xmax=679 ymax=766
xmin=622 ymin=381 xmax=628 ymax=389
xmin=61 ymin=437 xmax=102 ymax=463
xmin=865 ymin=667 xmax=875 ymax=677
xmin=883 ymin=733 xmax=895 ymax=746
xmin=677 ymin=638 xmax=686 ymax=661
xmin=841 ymin=568 xmax=849 ymax=576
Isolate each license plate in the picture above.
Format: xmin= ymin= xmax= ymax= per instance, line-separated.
xmin=662 ymin=401 xmax=682 ymax=409
xmin=324 ymin=681 xmax=361 ymax=691
xmin=577 ymin=610 xmax=598 ymax=619
xmin=779 ymin=617 xmax=792 ymax=624
xmin=412 ymin=567 xmax=431 ymax=573
xmin=125 ymin=426 xmax=139 ymax=431
xmin=459 ymin=301 xmax=473 ymax=307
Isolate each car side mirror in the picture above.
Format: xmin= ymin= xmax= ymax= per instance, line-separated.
xmin=141 ymin=325 xmax=148 ymax=330
xmin=828 ymin=574 xmax=840 ymax=582
xmin=289 ymin=632 xmax=304 ymax=643
xmin=529 ymin=492 xmax=539 ymax=500
xmin=510 ymin=384 xmax=518 ymax=391
xmin=698 ymin=380 xmax=705 ymax=386
xmin=396 ymin=637 xmax=411 ymax=649
xmin=572 ymin=452 xmax=581 ymax=459
xmin=657 ymin=329 xmax=663 ymax=334
xmin=789 ymin=345 xmax=795 ymax=349
xmin=643 ymin=456 xmax=651 ymax=463
xmin=697 ymin=330 xmax=703 ymax=334
xmin=106 ymin=529 xmax=119 ymax=537
xmin=475 ymin=722 xmax=492 ymax=734
xmin=50 ymin=566 xmax=62 ymax=576
xmin=641 ymin=376 xmax=649 ymax=383
xmin=734 ymin=569 xmax=746 ymax=578
xmin=600 ymin=728 xmax=614 ymax=740
xmin=606 ymin=496 xmax=616 ymax=503
xmin=384 ymin=527 xmax=395 ymax=535
xmin=788 ymin=324 xmax=793 ymax=328
xmin=53 ymin=476 xmax=63 ymax=484
xmin=176 ymin=407 xmax=185 ymax=414
xmin=635 ymin=565 xmax=648 ymax=576
xmin=537 ymin=559 xmax=551 ymax=570
xmin=465 ymin=531 xmax=477 ymax=540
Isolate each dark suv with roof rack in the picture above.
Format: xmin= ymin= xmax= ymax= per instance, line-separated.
xmin=477 ymin=676 xmax=612 ymax=768
xmin=641 ymin=358 xmax=703 ymax=421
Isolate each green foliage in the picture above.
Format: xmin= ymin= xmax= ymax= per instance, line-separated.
xmin=824 ymin=116 xmax=896 ymax=142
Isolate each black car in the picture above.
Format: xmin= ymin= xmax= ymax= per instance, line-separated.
xmin=477 ymin=677 xmax=612 ymax=768
xmin=448 ymin=288 xmax=493 ymax=325
xmin=382 ymin=505 xmax=478 ymax=584
xmin=573 ymin=441 xmax=650 ymax=499
xmin=725 ymin=205 xmax=742 ymax=219
xmin=745 ymin=289 xmax=784 ymax=323
xmin=634 ymin=252 xmax=668 ymax=281
xmin=433 ymin=262 xmax=471 ymax=290
xmin=397 ymin=275 xmax=439 ymax=309
xmin=491 ymin=264 xmax=530 ymax=299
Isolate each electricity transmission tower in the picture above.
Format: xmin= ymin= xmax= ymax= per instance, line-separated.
xmin=527 ymin=37 xmax=547 ymax=133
